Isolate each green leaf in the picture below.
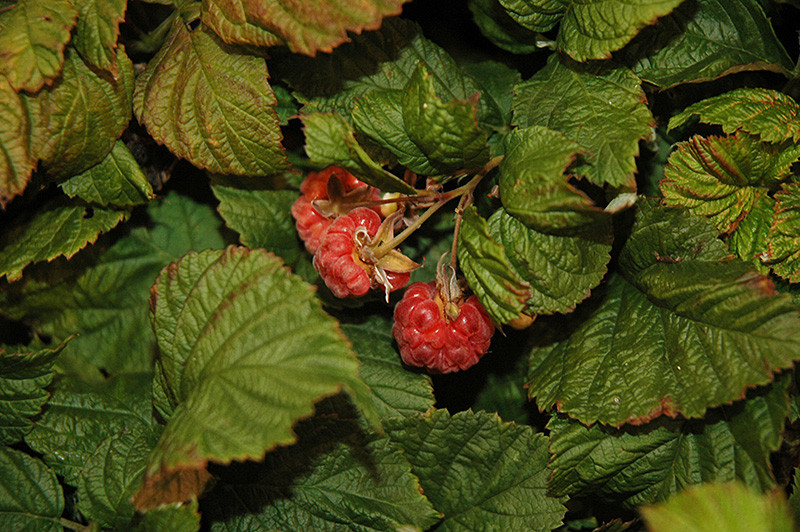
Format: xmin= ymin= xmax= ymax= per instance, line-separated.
xmin=498 ymin=125 xmax=609 ymax=235
xmin=548 ymin=377 xmax=790 ymax=507
xmin=472 ymin=354 xmax=531 ymax=424
xmin=468 ymin=0 xmax=541 ymax=54
xmin=728 ymin=193 xmax=773 ymax=273
xmin=527 ymin=203 xmax=800 ymax=426
xmin=462 ymin=60 xmax=521 ymax=134
xmin=0 ymin=192 xmax=225 ymax=374
xmin=487 ymin=208 xmax=611 ymax=315
xmin=202 ymin=0 xmax=406 ymax=55
xmin=458 ymin=206 xmax=530 ymax=324
xmin=0 ymin=0 xmax=77 ymax=92
xmin=0 ymin=340 xmax=66 ymax=445
xmin=72 ymin=0 xmax=127 ymax=74
xmin=512 ymin=56 xmax=654 ymax=188
xmin=669 ymin=88 xmax=800 ymax=144
xmin=766 ymin=182 xmax=800 ymax=283
xmin=341 ymin=316 xmax=435 ymax=419
xmin=133 ymin=21 xmax=286 ymax=176
xmin=0 ymin=200 xmax=126 ymax=282
xmin=0 ymin=447 xmax=64 ymax=532
xmin=301 ymin=111 xmax=417 ymax=193
xmin=627 ymin=0 xmax=793 ymax=89
xmin=60 ymin=140 xmax=155 ymax=207
xmin=661 ymin=132 xmax=800 ymax=233
xmin=137 ymin=247 xmax=378 ymax=508
xmin=206 ymin=404 xmax=440 ymax=531
xmin=133 ymin=501 xmax=200 ymax=532
xmin=640 ymin=482 xmax=795 ymax=532
xmin=0 ymin=75 xmax=37 ymax=206
xmin=386 ymin=409 xmax=567 ymax=531
xmin=35 ymin=45 xmax=134 ymax=179
xmin=496 ymin=0 xmax=564 ymax=32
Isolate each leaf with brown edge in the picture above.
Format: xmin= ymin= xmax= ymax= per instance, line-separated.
xmin=765 ymin=182 xmax=800 ymax=283
xmin=72 ymin=0 xmax=127 ymax=75
xmin=133 ymin=468 xmax=212 ymax=511
xmin=202 ymin=0 xmax=408 ymax=56
xmin=0 ymin=75 xmax=37 ymax=207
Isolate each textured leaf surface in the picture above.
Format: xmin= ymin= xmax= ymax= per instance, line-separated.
xmin=206 ymin=404 xmax=439 ymax=531
xmin=0 ymin=341 xmax=64 ymax=445
xmin=0 ymin=76 xmax=37 ymax=206
xmin=498 ymin=125 xmax=609 ymax=235
xmin=487 ymin=208 xmax=611 ymax=315
xmin=133 ymin=501 xmax=200 ymax=532
xmin=527 ymin=203 xmax=800 ymax=426
xmin=60 ymin=140 xmax=155 ymax=207
xmin=0 ymin=447 xmax=63 ymax=532
xmin=548 ymin=377 xmax=790 ymax=507
xmin=468 ymin=0 xmax=540 ymax=54
xmin=138 ymin=247 xmax=378 ymax=507
xmin=669 ymin=88 xmax=800 ymax=144
xmin=36 ymin=46 xmax=134 ymax=179
xmin=0 ymin=0 xmax=77 ymax=92
xmin=728 ymin=194 xmax=773 ymax=273
xmin=0 ymin=192 xmax=225 ymax=374
xmin=766 ymin=182 xmax=800 ymax=283
xmin=73 ymin=0 xmax=126 ymax=74
xmin=202 ymin=0 xmax=406 ymax=55
xmin=341 ymin=316 xmax=435 ymax=418
xmin=133 ymin=21 xmax=286 ymax=176
xmin=512 ymin=56 xmax=653 ymax=188
xmin=386 ymin=409 xmax=567 ymax=531
xmin=641 ymin=482 xmax=795 ymax=532
xmin=458 ymin=206 xmax=529 ymax=324
xmin=0 ymin=201 xmax=126 ymax=282
xmin=628 ymin=0 xmax=793 ymax=89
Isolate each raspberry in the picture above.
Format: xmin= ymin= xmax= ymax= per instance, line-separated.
xmin=392 ymin=281 xmax=494 ymax=374
xmin=313 ymin=207 xmax=412 ymax=298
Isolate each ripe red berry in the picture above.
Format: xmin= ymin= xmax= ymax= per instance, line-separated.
xmin=313 ymin=207 xmax=411 ymax=298
xmin=392 ymin=281 xmax=494 ymax=374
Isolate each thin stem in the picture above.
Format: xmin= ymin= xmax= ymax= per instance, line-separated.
xmin=449 ymin=192 xmax=472 ymax=271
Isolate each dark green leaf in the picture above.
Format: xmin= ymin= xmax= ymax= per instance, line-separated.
xmin=496 ymin=0 xmax=563 ymax=32
xmin=386 ymin=409 xmax=567 ymax=531
xmin=0 ymin=0 xmax=77 ymax=92
xmin=73 ymin=0 xmax=127 ymax=74
xmin=468 ymin=0 xmax=541 ymax=54
xmin=0 ymin=75 xmax=37 ymax=206
xmin=133 ymin=21 xmax=286 ymax=176
xmin=462 ymin=60 xmax=521 ymax=134
xmin=766 ymin=182 xmax=800 ymax=283
xmin=728 ymin=193 xmax=773 ymax=273
xmin=512 ymin=56 xmax=654 ymax=188
xmin=133 ymin=501 xmax=200 ymax=532
xmin=472 ymin=354 xmax=531 ymax=424
xmin=0 ymin=447 xmax=64 ymax=532
xmin=548 ymin=377 xmax=790 ymax=507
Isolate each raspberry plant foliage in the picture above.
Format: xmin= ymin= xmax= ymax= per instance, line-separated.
xmin=2 ymin=1 xmax=800 ymax=531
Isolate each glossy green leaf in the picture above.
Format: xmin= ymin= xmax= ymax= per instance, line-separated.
xmin=458 ymin=206 xmax=530 ymax=324
xmin=628 ymin=0 xmax=793 ymax=89
xmin=341 ymin=316 xmax=435 ymax=419
xmin=0 ymin=75 xmax=37 ymax=206
xmin=468 ymin=0 xmax=540 ymax=54
xmin=487 ymin=208 xmax=611 ymax=315
xmin=35 ymin=46 xmax=134 ymax=179
xmin=498 ymin=125 xmax=609 ymax=234
xmin=202 ymin=0 xmax=406 ymax=55
xmin=205 ymin=404 xmax=440 ymax=531
xmin=302 ymin=111 xmax=416 ymax=193
xmin=0 ymin=447 xmax=64 ymax=532
xmin=0 ymin=0 xmax=77 ymax=92
xmin=133 ymin=21 xmax=286 ymax=176
xmin=728 ymin=193 xmax=773 ymax=273
xmin=640 ymin=482 xmax=795 ymax=532
xmin=386 ymin=409 xmax=567 ymax=531
xmin=512 ymin=56 xmax=654 ymax=188
xmin=669 ymin=88 xmax=800 ymax=144
xmin=60 ymin=140 xmax=155 ymax=207
xmin=0 ymin=340 xmax=65 ymax=445
xmin=0 ymin=192 xmax=225 ymax=374
xmin=0 ymin=200 xmax=126 ymax=282
xmin=497 ymin=0 xmax=563 ymax=32
xmin=138 ymin=247 xmax=378 ymax=508
xmin=548 ymin=377 xmax=790 ymax=507
xmin=527 ymin=203 xmax=800 ymax=426
xmin=72 ymin=0 xmax=127 ymax=74
xmin=766 ymin=182 xmax=800 ymax=283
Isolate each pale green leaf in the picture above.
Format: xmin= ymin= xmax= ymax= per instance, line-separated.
xmin=527 ymin=203 xmax=800 ymax=426
xmin=641 ymin=482 xmax=795 ymax=532
xmin=133 ymin=21 xmax=286 ymax=176
xmin=0 ymin=200 xmax=126 ymax=282
xmin=73 ymin=0 xmax=126 ymax=74
xmin=458 ymin=206 xmax=530 ymax=324
xmin=0 ymin=75 xmax=37 ymax=206
xmin=386 ymin=409 xmax=567 ymax=531
xmin=138 ymin=247 xmax=378 ymax=507
xmin=0 ymin=447 xmax=64 ymax=532
xmin=202 ymin=0 xmax=406 ymax=55
xmin=766 ymin=182 xmax=800 ymax=283
xmin=548 ymin=377 xmax=790 ymax=507
xmin=628 ymin=0 xmax=793 ymax=89
xmin=0 ymin=0 xmax=77 ymax=92
xmin=512 ymin=55 xmax=654 ymax=188
xmin=60 ymin=140 xmax=155 ymax=207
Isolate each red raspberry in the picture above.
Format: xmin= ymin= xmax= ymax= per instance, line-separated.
xmin=313 ymin=207 xmax=410 ymax=298
xmin=392 ymin=282 xmax=494 ymax=374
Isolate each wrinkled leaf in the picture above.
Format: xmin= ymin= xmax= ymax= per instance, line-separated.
xmin=728 ymin=193 xmax=773 ymax=273
xmin=0 ymin=73 xmax=37 ymax=206
xmin=0 ymin=447 xmax=64 ymax=532
xmin=468 ymin=0 xmax=541 ymax=54
xmin=766 ymin=182 xmax=800 ymax=283
xmin=133 ymin=500 xmax=201 ymax=532
xmin=73 ymin=0 xmax=127 ymax=74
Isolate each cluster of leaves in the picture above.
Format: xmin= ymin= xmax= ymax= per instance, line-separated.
xmin=3 ymin=0 xmax=800 ymax=530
